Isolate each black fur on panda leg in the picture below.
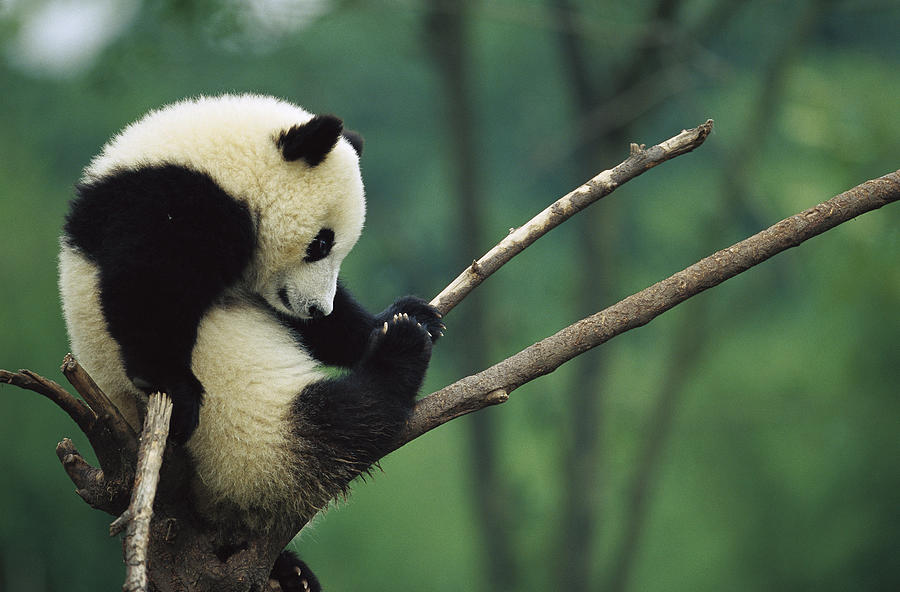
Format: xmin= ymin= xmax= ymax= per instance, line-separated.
xmin=270 ymin=550 xmax=321 ymax=592
xmin=291 ymin=313 xmax=434 ymax=481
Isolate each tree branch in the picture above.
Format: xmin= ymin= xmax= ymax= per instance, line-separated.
xmin=2 ymin=356 xmax=138 ymax=514
xmin=400 ymin=170 xmax=900 ymax=448
xmin=1 ymin=368 xmax=95 ymax=434
xmin=62 ymin=353 xmax=137 ymax=446
xmin=429 ymin=119 xmax=714 ymax=314
xmin=111 ymin=392 xmax=173 ymax=592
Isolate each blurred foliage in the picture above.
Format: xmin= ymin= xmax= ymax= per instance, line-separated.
xmin=1 ymin=1 xmax=898 ymax=591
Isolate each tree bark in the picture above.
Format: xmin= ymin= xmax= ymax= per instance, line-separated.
xmin=424 ymin=2 xmax=519 ymax=590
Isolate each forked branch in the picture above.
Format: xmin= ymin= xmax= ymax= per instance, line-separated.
xmin=2 ymin=364 xmax=176 ymax=592
xmin=1 ymin=355 xmax=138 ymax=514
xmin=400 ymin=169 xmax=900 ymax=447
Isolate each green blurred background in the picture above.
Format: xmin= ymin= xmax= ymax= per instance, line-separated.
xmin=1 ymin=1 xmax=898 ymax=591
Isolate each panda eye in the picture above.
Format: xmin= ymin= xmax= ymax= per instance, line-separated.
xmin=304 ymin=228 xmax=335 ymax=262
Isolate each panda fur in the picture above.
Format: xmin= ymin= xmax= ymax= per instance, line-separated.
xmin=59 ymin=94 xmax=442 ymax=545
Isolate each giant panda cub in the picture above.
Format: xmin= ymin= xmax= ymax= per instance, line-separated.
xmin=59 ymin=94 xmax=443 ymax=590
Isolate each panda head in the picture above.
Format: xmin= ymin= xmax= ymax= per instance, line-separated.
xmin=83 ymin=94 xmax=366 ymax=319
xmin=257 ymin=110 xmax=365 ymax=319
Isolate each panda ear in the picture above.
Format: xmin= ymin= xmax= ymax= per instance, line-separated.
xmin=342 ymin=129 xmax=364 ymax=156
xmin=276 ymin=114 xmax=343 ymax=166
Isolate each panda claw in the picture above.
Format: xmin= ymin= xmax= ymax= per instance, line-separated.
xmin=382 ymin=321 xmax=389 ymax=334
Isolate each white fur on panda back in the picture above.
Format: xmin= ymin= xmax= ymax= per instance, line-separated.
xmin=188 ymin=300 xmax=326 ymax=521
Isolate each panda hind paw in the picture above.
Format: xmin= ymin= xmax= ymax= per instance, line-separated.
xmin=270 ymin=551 xmax=321 ymax=592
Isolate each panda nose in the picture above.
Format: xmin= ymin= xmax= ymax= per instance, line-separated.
xmin=307 ymin=304 xmax=325 ymax=319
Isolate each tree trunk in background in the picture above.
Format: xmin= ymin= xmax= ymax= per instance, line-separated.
xmin=550 ymin=1 xmax=681 ymax=589
xmin=425 ymin=2 xmax=519 ymax=590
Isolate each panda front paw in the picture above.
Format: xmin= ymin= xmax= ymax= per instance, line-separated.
xmin=378 ymin=296 xmax=445 ymax=343
xmin=131 ymin=372 xmax=204 ymax=444
xmin=372 ymin=312 xmax=433 ymax=360
xmin=362 ymin=312 xmax=434 ymax=384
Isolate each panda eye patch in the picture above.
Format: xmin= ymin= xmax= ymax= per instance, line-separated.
xmin=304 ymin=228 xmax=335 ymax=262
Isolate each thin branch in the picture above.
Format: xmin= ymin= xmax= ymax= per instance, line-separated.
xmin=55 ymin=437 xmax=108 ymax=505
xmin=429 ymin=119 xmax=714 ymax=314
xmin=1 ymin=368 xmax=96 ymax=433
xmin=62 ymin=353 xmax=137 ymax=447
xmin=111 ymin=392 xmax=173 ymax=592
xmin=401 ymin=170 xmax=900 ymax=448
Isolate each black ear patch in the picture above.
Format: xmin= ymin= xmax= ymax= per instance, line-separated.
xmin=276 ymin=114 xmax=343 ymax=166
xmin=342 ymin=130 xmax=364 ymax=156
